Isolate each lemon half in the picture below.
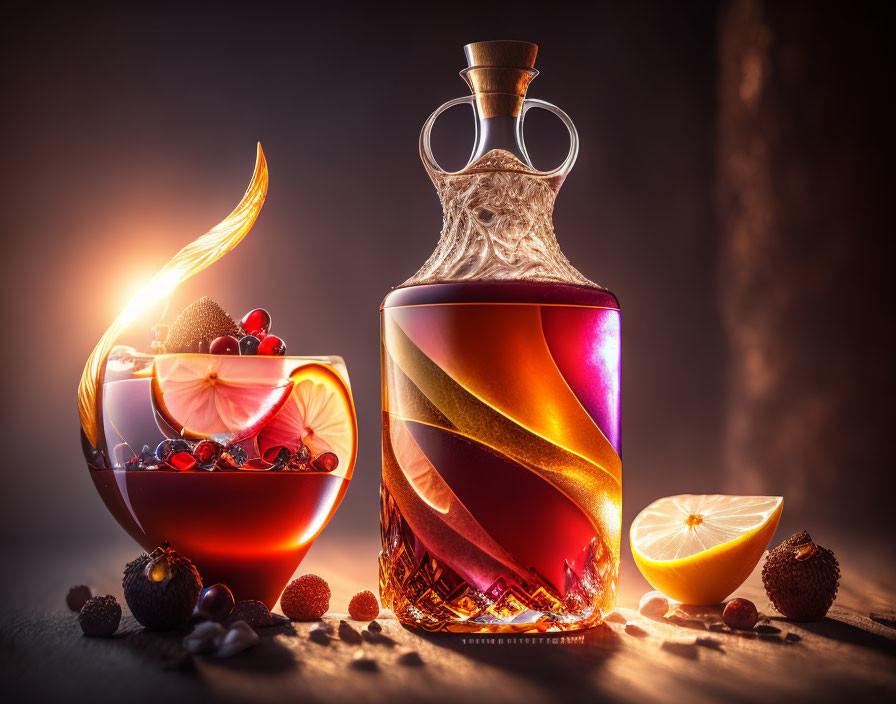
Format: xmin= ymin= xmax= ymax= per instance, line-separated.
xmin=630 ymin=494 xmax=783 ymax=604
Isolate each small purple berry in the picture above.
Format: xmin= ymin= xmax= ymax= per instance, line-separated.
xmin=239 ymin=335 xmax=261 ymax=355
xmin=198 ymin=584 xmax=235 ymax=620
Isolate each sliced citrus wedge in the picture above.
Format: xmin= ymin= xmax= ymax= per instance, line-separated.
xmin=630 ymin=494 xmax=783 ymax=604
xmin=151 ymin=354 xmax=294 ymax=441
xmin=388 ymin=416 xmax=451 ymax=514
xmin=257 ymin=363 xmax=357 ymax=478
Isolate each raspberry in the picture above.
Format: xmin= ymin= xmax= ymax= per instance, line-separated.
xmin=281 ymin=575 xmax=330 ymax=620
xmin=78 ymin=595 xmax=121 ymax=637
xmin=722 ymin=598 xmax=759 ymax=630
xmin=348 ymin=590 xmax=379 ymax=621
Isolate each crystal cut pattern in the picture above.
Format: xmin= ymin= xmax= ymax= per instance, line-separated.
xmin=379 ymin=484 xmax=618 ymax=633
xmin=403 ymin=150 xmax=596 ymax=287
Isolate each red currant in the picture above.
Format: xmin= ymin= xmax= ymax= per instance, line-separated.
xmin=209 ymin=335 xmax=240 ymax=355
xmin=258 ymin=335 xmax=286 ymax=356
xmin=241 ymin=308 xmax=272 ymax=338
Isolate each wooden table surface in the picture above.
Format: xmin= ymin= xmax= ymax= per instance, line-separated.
xmin=2 ymin=535 xmax=894 ymax=704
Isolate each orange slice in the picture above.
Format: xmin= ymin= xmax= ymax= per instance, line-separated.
xmin=257 ymin=363 xmax=357 ymax=477
xmin=151 ymin=354 xmax=294 ymax=440
xmin=388 ymin=416 xmax=450 ymax=514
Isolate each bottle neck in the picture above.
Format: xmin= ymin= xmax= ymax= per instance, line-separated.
xmin=470 ymin=110 xmax=531 ymax=165
xmin=461 ymin=64 xmax=537 ymax=167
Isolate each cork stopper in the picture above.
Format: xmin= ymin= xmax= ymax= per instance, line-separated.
xmin=461 ymin=40 xmax=538 ymax=118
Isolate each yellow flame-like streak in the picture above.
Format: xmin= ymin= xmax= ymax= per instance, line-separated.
xmin=78 ymin=143 xmax=269 ymax=448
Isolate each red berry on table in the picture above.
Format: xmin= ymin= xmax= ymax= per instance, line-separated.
xmin=209 ymin=335 xmax=240 ymax=355
xmin=241 ymin=308 xmax=272 ymax=338
xmin=722 ymin=598 xmax=759 ymax=629
xmin=281 ymin=574 xmax=330 ymax=620
xmin=348 ymin=590 xmax=379 ymax=621
xmin=258 ymin=335 xmax=286 ymax=356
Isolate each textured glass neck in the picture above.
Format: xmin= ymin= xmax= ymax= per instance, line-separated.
xmin=471 ymin=108 xmax=531 ymax=165
xmin=403 ymin=149 xmax=595 ymax=288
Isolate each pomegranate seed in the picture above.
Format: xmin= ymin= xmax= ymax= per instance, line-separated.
xmin=167 ymin=451 xmax=197 ymax=471
xmin=209 ymin=335 xmax=240 ymax=355
xmin=258 ymin=335 xmax=286 ymax=356
xmin=193 ymin=440 xmax=223 ymax=468
xmin=311 ymin=452 xmax=339 ymax=473
xmin=240 ymin=308 xmax=271 ymax=338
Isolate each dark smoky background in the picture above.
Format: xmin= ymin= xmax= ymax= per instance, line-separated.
xmin=0 ymin=0 xmax=892 ymax=600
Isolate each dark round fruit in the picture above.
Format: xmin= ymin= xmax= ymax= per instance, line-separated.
xmin=66 ymin=585 xmax=92 ymax=612
xmin=155 ymin=438 xmax=190 ymax=463
xmin=78 ymin=595 xmax=121 ymax=637
xmin=239 ymin=334 xmax=261 ymax=355
xmin=311 ymin=452 xmax=339 ymax=473
xmin=762 ymin=531 xmax=840 ymax=621
xmin=197 ymin=584 xmax=235 ymax=620
xmin=240 ymin=308 xmax=272 ymax=338
xmin=722 ymin=598 xmax=759 ymax=629
xmin=209 ymin=335 xmax=240 ymax=355
xmin=193 ymin=440 xmax=223 ymax=469
xmin=123 ymin=543 xmax=202 ymax=630
xmin=257 ymin=335 xmax=286 ymax=356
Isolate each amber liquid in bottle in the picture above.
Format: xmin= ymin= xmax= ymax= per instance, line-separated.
xmin=379 ymin=43 xmax=621 ymax=633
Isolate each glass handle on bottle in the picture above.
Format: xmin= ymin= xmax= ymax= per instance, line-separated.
xmin=521 ymin=98 xmax=579 ymax=179
xmin=419 ymin=96 xmax=477 ymax=177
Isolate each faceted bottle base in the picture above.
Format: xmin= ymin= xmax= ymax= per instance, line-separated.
xmin=378 ymin=485 xmax=618 ymax=634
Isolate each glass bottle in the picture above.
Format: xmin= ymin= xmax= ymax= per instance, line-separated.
xmin=379 ymin=41 xmax=621 ymax=633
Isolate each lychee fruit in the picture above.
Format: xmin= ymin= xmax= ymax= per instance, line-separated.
xmin=123 ymin=542 xmax=202 ymax=630
xmin=762 ymin=531 xmax=839 ymax=621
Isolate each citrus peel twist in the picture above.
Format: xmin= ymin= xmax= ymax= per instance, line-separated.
xmin=78 ymin=143 xmax=269 ymax=448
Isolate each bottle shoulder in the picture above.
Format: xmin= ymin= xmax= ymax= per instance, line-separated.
xmin=381 ymin=281 xmax=620 ymax=310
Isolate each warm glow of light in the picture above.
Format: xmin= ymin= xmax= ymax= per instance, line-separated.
xmin=78 ymin=144 xmax=269 ymax=448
